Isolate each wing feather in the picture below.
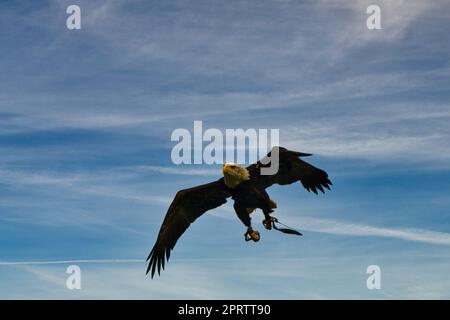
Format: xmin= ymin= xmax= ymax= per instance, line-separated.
xmin=146 ymin=179 xmax=229 ymax=278
xmin=248 ymin=147 xmax=332 ymax=193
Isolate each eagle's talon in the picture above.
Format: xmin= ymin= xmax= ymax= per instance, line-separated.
xmin=262 ymin=219 xmax=273 ymax=230
xmin=245 ymin=229 xmax=260 ymax=242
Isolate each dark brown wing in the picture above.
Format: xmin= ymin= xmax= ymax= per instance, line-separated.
xmin=247 ymin=147 xmax=332 ymax=194
xmin=146 ymin=179 xmax=230 ymax=278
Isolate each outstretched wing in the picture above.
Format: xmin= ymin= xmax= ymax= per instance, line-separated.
xmin=146 ymin=179 xmax=230 ymax=278
xmin=248 ymin=147 xmax=332 ymax=194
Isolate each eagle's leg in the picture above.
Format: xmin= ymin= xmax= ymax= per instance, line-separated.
xmin=234 ymin=203 xmax=260 ymax=242
xmin=262 ymin=199 xmax=277 ymax=230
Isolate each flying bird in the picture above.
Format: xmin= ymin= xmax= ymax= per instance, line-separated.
xmin=146 ymin=147 xmax=332 ymax=277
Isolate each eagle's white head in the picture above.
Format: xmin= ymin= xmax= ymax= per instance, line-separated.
xmin=222 ymin=163 xmax=250 ymax=189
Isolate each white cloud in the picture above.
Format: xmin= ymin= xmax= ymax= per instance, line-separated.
xmin=4 ymin=253 xmax=450 ymax=299
xmin=287 ymin=216 xmax=450 ymax=246
xmin=134 ymin=165 xmax=219 ymax=177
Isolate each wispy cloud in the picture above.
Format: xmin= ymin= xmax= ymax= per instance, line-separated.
xmin=0 ymin=259 xmax=144 ymax=266
xmin=289 ymin=216 xmax=450 ymax=246
xmin=134 ymin=165 xmax=219 ymax=176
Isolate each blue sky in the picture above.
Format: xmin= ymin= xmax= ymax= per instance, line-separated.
xmin=1 ymin=0 xmax=450 ymax=299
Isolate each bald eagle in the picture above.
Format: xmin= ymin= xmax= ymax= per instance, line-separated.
xmin=146 ymin=147 xmax=332 ymax=278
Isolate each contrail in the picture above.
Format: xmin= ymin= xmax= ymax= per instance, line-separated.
xmin=0 ymin=257 xmax=244 ymax=266
xmin=0 ymin=259 xmax=144 ymax=266
xmin=286 ymin=216 xmax=450 ymax=246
